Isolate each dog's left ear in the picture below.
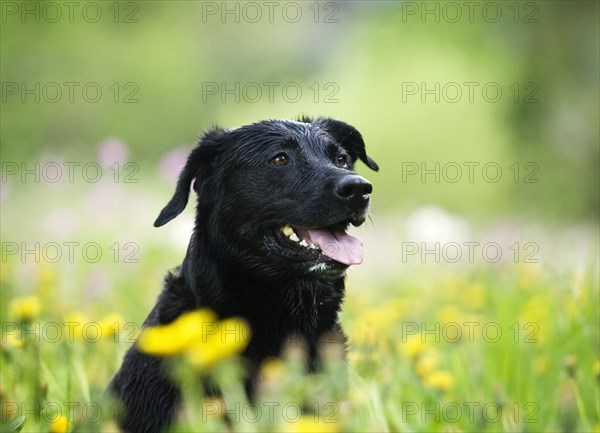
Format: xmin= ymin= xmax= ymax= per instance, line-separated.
xmin=310 ymin=117 xmax=379 ymax=171
xmin=154 ymin=129 xmax=223 ymax=227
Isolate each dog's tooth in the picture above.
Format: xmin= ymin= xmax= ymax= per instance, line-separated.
xmin=290 ymin=232 xmax=300 ymax=242
xmin=299 ymin=239 xmax=308 ymax=247
xmin=282 ymin=225 xmax=294 ymax=236
xmin=308 ymin=244 xmax=317 ymax=249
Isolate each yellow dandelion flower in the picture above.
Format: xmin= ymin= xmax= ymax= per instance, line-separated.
xmin=64 ymin=312 xmax=89 ymax=341
xmin=363 ymin=302 xmax=405 ymax=329
xmin=352 ymin=323 xmax=377 ymax=346
xmin=137 ymin=310 xmax=250 ymax=370
xmin=185 ymin=318 xmax=250 ymax=369
xmin=399 ymin=335 xmax=426 ymax=358
xmin=437 ymin=304 xmax=463 ymax=324
xmin=260 ymin=358 xmax=288 ymax=382
xmin=49 ymin=415 xmax=68 ymax=433
xmin=351 ymin=299 xmax=406 ymax=347
xmin=2 ymin=332 xmax=25 ymax=349
xmin=518 ymin=263 xmax=543 ymax=289
xmin=415 ymin=352 xmax=438 ymax=377
xmin=98 ymin=313 xmax=124 ymax=339
xmin=520 ymin=296 xmax=549 ymax=327
xmin=9 ymin=296 xmax=41 ymax=322
xmin=424 ymin=370 xmax=455 ymax=391
xmin=280 ymin=415 xmax=341 ymax=433
xmin=137 ymin=310 xmax=216 ymax=356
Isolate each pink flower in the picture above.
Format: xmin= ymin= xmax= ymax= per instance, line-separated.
xmin=86 ymin=269 xmax=113 ymax=298
xmin=42 ymin=208 xmax=80 ymax=238
xmin=98 ymin=138 xmax=128 ymax=168
xmin=158 ymin=147 xmax=189 ymax=183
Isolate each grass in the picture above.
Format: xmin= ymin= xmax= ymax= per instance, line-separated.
xmin=0 ymin=177 xmax=598 ymax=432
xmin=1 ymin=248 xmax=598 ymax=432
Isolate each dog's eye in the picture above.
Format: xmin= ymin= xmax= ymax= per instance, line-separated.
xmin=336 ymin=154 xmax=349 ymax=169
xmin=270 ymin=153 xmax=289 ymax=166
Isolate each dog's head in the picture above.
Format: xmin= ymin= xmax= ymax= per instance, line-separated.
xmin=154 ymin=117 xmax=378 ymax=278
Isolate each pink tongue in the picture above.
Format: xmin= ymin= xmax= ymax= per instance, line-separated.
xmin=304 ymin=228 xmax=364 ymax=266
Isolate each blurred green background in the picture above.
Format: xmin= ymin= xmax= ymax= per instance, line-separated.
xmin=1 ymin=1 xmax=599 ymax=432
xmin=2 ymin=1 xmax=598 ymax=221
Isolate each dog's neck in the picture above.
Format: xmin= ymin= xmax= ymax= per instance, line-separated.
xmin=176 ymin=230 xmax=345 ymax=345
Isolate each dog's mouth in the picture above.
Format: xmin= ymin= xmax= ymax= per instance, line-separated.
xmin=273 ymin=222 xmax=363 ymax=266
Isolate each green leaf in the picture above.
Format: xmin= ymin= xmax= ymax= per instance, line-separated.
xmin=3 ymin=416 xmax=26 ymax=433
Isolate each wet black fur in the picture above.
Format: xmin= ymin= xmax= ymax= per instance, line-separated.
xmin=107 ymin=117 xmax=378 ymax=433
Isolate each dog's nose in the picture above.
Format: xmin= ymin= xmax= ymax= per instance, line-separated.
xmin=335 ymin=175 xmax=372 ymax=203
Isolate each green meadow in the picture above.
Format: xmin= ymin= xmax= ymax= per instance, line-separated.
xmin=1 ymin=1 xmax=598 ymax=432
xmin=1 ymin=187 xmax=598 ymax=431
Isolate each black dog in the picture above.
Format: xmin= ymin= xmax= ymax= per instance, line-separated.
xmin=108 ymin=117 xmax=378 ymax=433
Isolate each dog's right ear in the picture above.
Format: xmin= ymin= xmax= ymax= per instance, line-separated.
xmin=154 ymin=129 xmax=223 ymax=227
